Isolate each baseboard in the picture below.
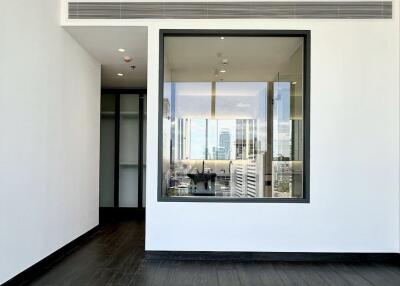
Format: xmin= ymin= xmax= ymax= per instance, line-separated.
xmin=99 ymin=207 xmax=145 ymax=223
xmin=3 ymin=225 xmax=100 ymax=286
xmin=145 ymin=251 xmax=400 ymax=263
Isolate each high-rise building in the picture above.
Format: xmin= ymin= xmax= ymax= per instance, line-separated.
xmin=218 ymin=128 xmax=231 ymax=160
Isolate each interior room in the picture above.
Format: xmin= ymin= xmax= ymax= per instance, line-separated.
xmin=65 ymin=26 xmax=148 ymax=214
xmin=1 ymin=1 xmax=399 ymax=285
xmin=161 ymin=34 xmax=305 ymax=200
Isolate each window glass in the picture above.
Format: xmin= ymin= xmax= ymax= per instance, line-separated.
xmin=161 ymin=33 xmax=307 ymax=200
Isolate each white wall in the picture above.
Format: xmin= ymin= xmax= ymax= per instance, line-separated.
xmin=145 ymin=17 xmax=400 ymax=252
xmin=60 ymin=0 xmax=400 ymax=254
xmin=0 ymin=0 xmax=100 ymax=283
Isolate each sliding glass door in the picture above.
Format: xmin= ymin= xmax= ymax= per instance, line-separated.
xmin=100 ymin=90 xmax=146 ymax=208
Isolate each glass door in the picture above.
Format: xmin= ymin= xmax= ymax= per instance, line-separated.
xmin=99 ymin=90 xmax=147 ymax=209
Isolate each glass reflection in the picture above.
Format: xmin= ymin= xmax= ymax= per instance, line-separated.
xmin=162 ymin=35 xmax=304 ymax=199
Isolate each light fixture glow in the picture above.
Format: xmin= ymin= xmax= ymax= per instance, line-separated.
xmin=117 ymin=73 xmax=124 ymax=77
xmin=123 ymin=56 xmax=132 ymax=63
xmin=117 ymin=48 xmax=126 ymax=52
xmin=220 ymin=37 xmax=225 ymax=40
xmin=292 ymin=81 xmax=297 ymax=85
xmin=220 ymin=69 xmax=226 ymax=73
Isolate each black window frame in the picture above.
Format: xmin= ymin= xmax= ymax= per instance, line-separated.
xmin=158 ymin=29 xmax=311 ymax=203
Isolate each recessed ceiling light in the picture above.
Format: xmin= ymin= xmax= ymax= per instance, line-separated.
xmin=220 ymin=69 xmax=226 ymax=73
xmin=123 ymin=56 xmax=132 ymax=63
xmin=117 ymin=48 xmax=126 ymax=52
xmin=220 ymin=37 xmax=225 ymax=40
xmin=117 ymin=73 xmax=124 ymax=77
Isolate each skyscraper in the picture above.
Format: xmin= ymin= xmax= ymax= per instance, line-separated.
xmin=219 ymin=128 xmax=231 ymax=160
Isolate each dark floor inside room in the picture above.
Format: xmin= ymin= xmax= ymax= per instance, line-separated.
xmin=23 ymin=219 xmax=400 ymax=286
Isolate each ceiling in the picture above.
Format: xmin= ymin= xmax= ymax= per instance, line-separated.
xmin=65 ymin=26 xmax=148 ymax=88
xmin=165 ymin=36 xmax=302 ymax=82
xmin=63 ymin=28 xmax=300 ymax=88
xmin=163 ymin=36 xmax=303 ymax=119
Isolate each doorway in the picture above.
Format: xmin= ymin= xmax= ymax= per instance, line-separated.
xmin=100 ymin=90 xmax=147 ymax=220
xmin=63 ymin=26 xmax=148 ymax=221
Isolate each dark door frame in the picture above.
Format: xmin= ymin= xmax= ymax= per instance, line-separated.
xmin=101 ymin=89 xmax=147 ymax=209
xmin=158 ymin=29 xmax=310 ymax=203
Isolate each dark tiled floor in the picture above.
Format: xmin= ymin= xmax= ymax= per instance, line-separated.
xmin=26 ymin=219 xmax=400 ymax=286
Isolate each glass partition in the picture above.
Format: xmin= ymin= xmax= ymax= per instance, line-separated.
xmin=99 ymin=92 xmax=146 ymax=208
xmin=160 ymin=31 xmax=309 ymax=201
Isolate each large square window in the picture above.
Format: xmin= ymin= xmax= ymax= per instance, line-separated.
xmin=159 ymin=30 xmax=310 ymax=202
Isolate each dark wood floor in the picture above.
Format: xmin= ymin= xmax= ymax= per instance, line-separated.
xmin=27 ymin=219 xmax=400 ymax=286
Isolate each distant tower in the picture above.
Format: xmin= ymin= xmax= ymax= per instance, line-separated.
xmin=219 ymin=128 xmax=231 ymax=160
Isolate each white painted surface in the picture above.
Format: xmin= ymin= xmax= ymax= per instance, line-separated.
xmin=0 ymin=0 xmax=100 ymax=284
xmin=65 ymin=26 xmax=148 ymax=88
xmin=145 ymin=18 xmax=400 ymax=252
xmin=164 ymin=36 xmax=302 ymax=82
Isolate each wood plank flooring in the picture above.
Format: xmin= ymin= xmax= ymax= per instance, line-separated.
xmin=26 ymin=219 xmax=400 ymax=286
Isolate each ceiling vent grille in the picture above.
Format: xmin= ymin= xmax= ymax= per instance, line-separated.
xmin=68 ymin=1 xmax=392 ymax=20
